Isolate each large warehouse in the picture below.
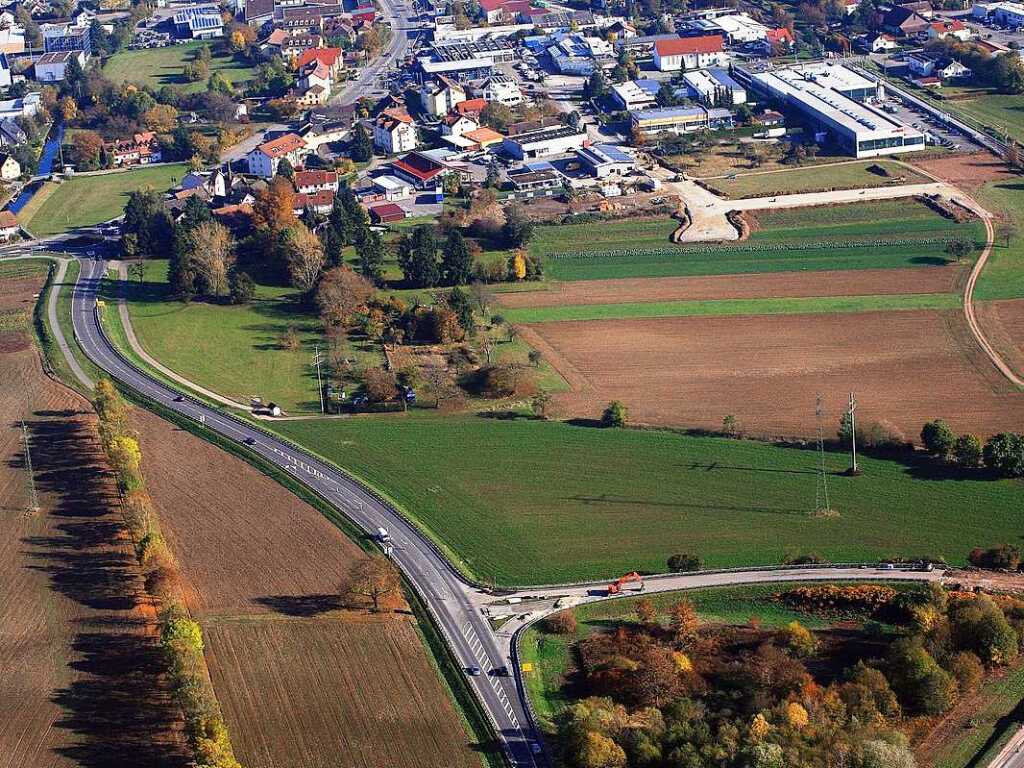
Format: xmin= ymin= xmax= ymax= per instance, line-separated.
xmin=748 ymin=63 xmax=925 ymax=158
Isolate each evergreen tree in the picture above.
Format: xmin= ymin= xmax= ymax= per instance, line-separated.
xmin=357 ymin=229 xmax=386 ymax=285
xmin=350 ymin=123 xmax=373 ymax=162
xmin=329 ymin=195 xmax=353 ymax=246
xmin=441 ymin=230 xmax=473 ymax=286
xmin=397 ymin=225 xmax=440 ymax=287
xmin=447 ymin=286 xmax=476 ymax=335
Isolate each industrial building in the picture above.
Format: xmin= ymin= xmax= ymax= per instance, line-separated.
xmin=502 ymin=125 xmax=588 ymax=160
xmin=683 ymin=68 xmax=747 ymax=106
xmin=747 ymin=63 xmax=925 ymax=158
xmin=611 ymin=79 xmax=660 ymax=110
xmin=173 ymin=5 xmax=225 ymax=39
xmin=629 ymin=105 xmax=734 ymax=136
xmin=432 ymin=37 xmax=518 ymax=63
xmin=972 ymin=1 xmax=1024 ymax=26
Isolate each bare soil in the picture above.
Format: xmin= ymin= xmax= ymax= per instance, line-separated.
xmin=529 ymin=309 xmax=1024 ymax=439
xmin=910 ymin=152 xmax=1017 ymax=192
xmin=0 ymin=281 xmax=187 ymax=767
xmin=496 ymin=267 xmax=961 ymax=310
xmin=975 ymin=299 xmax=1024 ymax=383
xmin=131 ymin=408 xmax=483 ymax=767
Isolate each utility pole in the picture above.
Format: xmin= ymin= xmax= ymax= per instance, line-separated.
xmin=848 ymin=392 xmax=859 ymax=475
xmin=314 ymin=344 xmax=325 ymax=414
xmin=21 ymin=420 xmax=39 ymax=513
xmin=814 ymin=395 xmax=830 ymax=516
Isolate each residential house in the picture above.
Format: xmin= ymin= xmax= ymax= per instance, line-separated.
xmin=0 ymin=93 xmax=40 ymax=120
xmin=282 ymin=32 xmax=322 ymax=58
xmin=761 ymin=27 xmax=796 ymax=54
xmin=261 ymin=27 xmax=288 ymax=55
xmin=300 ymin=61 xmax=333 ymax=93
xmin=295 ymin=169 xmax=339 ymax=194
xmin=867 ymin=32 xmax=900 ymax=52
xmin=374 ymin=109 xmax=418 ymax=154
xmin=440 ymin=112 xmax=478 ymax=137
xmin=34 ymin=50 xmax=87 ymax=82
xmin=461 ymin=127 xmax=503 ymax=150
xmin=0 ymin=209 xmax=19 ymax=239
xmin=479 ymin=74 xmax=524 ymax=106
xmin=418 ymin=76 xmax=467 ymax=117
xmin=107 ymin=131 xmax=163 ymax=166
xmin=294 ymin=188 xmax=335 ymax=214
xmin=928 ymin=19 xmax=972 ymax=41
xmin=653 ymin=35 xmax=726 ymax=72
xmin=0 ymin=151 xmax=20 ymax=179
xmin=454 ymin=98 xmax=487 ymax=118
xmin=246 ymin=132 xmax=308 ymax=177
xmin=293 ymin=84 xmax=328 ymax=106
xmin=908 ymin=52 xmax=972 ymax=80
xmin=245 ymin=0 xmax=276 ymax=27
xmin=883 ymin=6 xmax=931 ymax=37
xmin=0 ymin=117 xmax=26 ymax=146
xmin=293 ymin=47 xmax=344 ymax=78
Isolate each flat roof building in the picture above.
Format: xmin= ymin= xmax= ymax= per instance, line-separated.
xmin=683 ymin=68 xmax=747 ymax=105
xmin=502 ymin=125 xmax=588 ymax=160
xmin=629 ymin=104 xmax=734 ymax=136
xmin=748 ymin=63 xmax=925 ymax=158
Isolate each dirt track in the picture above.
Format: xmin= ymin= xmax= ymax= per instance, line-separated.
xmin=132 ymin=408 xmax=482 ymax=768
xmin=497 ymin=267 xmax=961 ymax=310
xmin=531 ymin=309 xmax=1024 ymax=439
xmin=0 ymin=280 xmax=187 ymax=767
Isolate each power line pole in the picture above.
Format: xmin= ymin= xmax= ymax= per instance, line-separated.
xmin=314 ymin=344 xmax=325 ymax=415
xmin=848 ymin=392 xmax=859 ymax=475
xmin=815 ymin=394 xmax=830 ymax=516
xmin=21 ymin=420 xmax=39 ymax=513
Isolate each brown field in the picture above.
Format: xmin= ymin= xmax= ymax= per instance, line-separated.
xmin=132 ymin=410 xmax=483 ymax=767
xmin=976 ymin=298 xmax=1024 ymax=382
xmin=496 ymin=267 xmax=960 ymax=310
xmin=0 ymin=279 xmax=187 ymax=767
xmin=204 ymin=616 xmax=482 ymax=768
xmin=529 ymin=309 xmax=1024 ymax=438
xmin=911 ymin=151 xmax=1015 ymax=192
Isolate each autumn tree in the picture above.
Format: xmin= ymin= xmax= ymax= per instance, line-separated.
xmin=143 ymin=103 xmax=178 ymax=132
xmin=316 ymin=266 xmax=375 ymax=328
xmin=108 ymin=435 xmax=143 ymax=489
xmin=180 ymin=220 xmax=235 ymax=297
xmin=70 ymin=129 xmax=104 ymax=170
xmin=252 ymin=176 xmax=297 ymax=233
xmin=340 ymin=556 xmax=402 ymax=612
xmin=668 ymin=600 xmax=700 ymax=642
xmin=284 ymin=223 xmax=326 ymax=293
xmin=362 ymin=366 xmax=397 ymax=403
xmin=635 ymin=598 xmax=658 ymax=627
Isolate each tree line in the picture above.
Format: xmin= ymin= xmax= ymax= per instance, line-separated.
xmin=92 ymin=380 xmax=243 ymax=768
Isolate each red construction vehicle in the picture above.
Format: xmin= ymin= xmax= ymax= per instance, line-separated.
xmin=607 ymin=572 xmax=644 ymax=595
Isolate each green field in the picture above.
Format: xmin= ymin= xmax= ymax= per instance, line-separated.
xmin=270 ymin=414 xmax=1024 ymax=586
xmin=519 ymin=581 xmax=923 ymax=729
xmin=974 ymin=180 xmax=1024 ymax=301
xmin=941 ymin=87 xmax=1024 ymax=146
xmin=535 ymin=199 xmax=983 ymax=282
xmin=502 ymin=292 xmax=960 ymax=324
xmin=19 ymin=164 xmax=188 ymax=236
xmin=702 ymin=160 xmax=930 ymax=199
xmin=124 ymin=260 xmax=342 ymax=413
xmin=103 ymin=41 xmax=258 ymax=93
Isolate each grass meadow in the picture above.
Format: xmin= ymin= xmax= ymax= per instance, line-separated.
xmin=271 ymin=414 xmax=1024 ymax=586
xmin=701 ymin=160 xmax=930 ymax=199
xmin=19 ymin=164 xmax=189 ymax=236
xmin=103 ymin=41 xmax=258 ymax=93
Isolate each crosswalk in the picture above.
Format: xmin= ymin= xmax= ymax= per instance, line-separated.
xmin=463 ymin=622 xmax=519 ymax=728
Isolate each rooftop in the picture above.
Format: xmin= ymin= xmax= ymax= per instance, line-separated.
xmin=256 ymin=133 xmax=306 ymax=158
xmin=654 ymin=35 xmax=723 ymax=57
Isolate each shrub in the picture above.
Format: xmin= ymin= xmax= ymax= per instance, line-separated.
xmin=921 ymin=419 xmax=955 ymax=459
xmin=781 ymin=552 xmax=828 ymax=565
xmin=667 ymin=553 xmax=702 ymax=572
xmin=983 ymin=432 xmax=1024 ymax=477
xmin=777 ymin=584 xmax=897 ymax=615
xmin=953 ymin=433 xmax=983 ymax=468
xmin=462 ymin=364 xmax=535 ymax=399
xmin=545 ymin=609 xmax=578 ymax=635
xmin=948 ymin=651 xmax=984 ymax=694
xmin=948 ymin=594 xmax=1019 ymax=666
xmin=779 ymin=621 xmax=819 ymax=658
xmin=601 ymin=401 xmax=627 ymax=428
xmin=968 ymin=544 xmax=1021 ymax=571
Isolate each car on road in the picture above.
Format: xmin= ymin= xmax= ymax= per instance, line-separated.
xmin=466 ymin=665 xmax=482 ymax=676
xmin=490 ymin=666 xmax=509 ymax=676
xmin=530 ymin=742 xmax=543 ymax=754
xmin=243 ymin=437 xmax=257 ymax=446
xmin=173 ymin=395 xmax=185 ymax=402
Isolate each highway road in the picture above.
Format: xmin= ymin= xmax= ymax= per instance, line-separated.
xmin=2 ymin=239 xmax=949 ymax=766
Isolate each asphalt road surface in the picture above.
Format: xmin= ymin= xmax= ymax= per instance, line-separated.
xmin=5 ymin=240 xmax=945 ymax=767
xmin=332 ymin=0 xmax=419 ymax=106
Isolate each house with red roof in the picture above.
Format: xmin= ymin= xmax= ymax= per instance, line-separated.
xmin=294 ymin=188 xmax=335 ymax=215
xmin=368 ymin=202 xmax=407 ymax=223
xmin=928 ymin=19 xmax=971 ymax=41
xmin=653 ymin=35 xmax=725 ymax=72
xmin=390 ymin=151 xmax=449 ymax=189
xmin=246 ymin=132 xmax=308 ymax=177
xmin=454 ymin=98 xmax=488 ymax=117
xmin=295 ymin=169 xmax=339 ymax=195
xmin=761 ymin=27 xmax=795 ymax=54
xmin=293 ymin=47 xmax=344 ymax=78
xmin=106 ymin=131 xmax=162 ymax=167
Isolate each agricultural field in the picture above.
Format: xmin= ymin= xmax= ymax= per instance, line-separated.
xmin=535 ymin=199 xmax=983 ymax=282
xmin=699 ymin=159 xmax=930 ymax=199
xmin=103 ymin=41 xmax=258 ymax=93
xmin=0 ymin=269 xmax=187 ymax=768
xmin=272 ymin=414 xmax=1024 ymax=586
xmin=527 ymin=309 xmax=1024 ymax=437
xmin=938 ymin=87 xmax=1024 ymax=146
xmin=18 ymin=164 xmax=189 ymax=236
xmin=131 ymin=407 xmax=486 ymax=768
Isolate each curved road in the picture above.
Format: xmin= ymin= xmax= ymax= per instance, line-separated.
xmin=3 ymin=242 xmax=947 ymax=766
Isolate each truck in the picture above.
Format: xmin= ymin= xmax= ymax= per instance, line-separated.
xmin=375 ymin=527 xmax=391 ymax=543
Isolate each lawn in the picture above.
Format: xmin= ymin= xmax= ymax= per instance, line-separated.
xmin=103 ymin=41 xmax=258 ymax=94
xmin=271 ymin=414 xmax=1024 ymax=586
xmin=124 ymin=260 xmax=345 ymax=413
xmin=536 ymin=199 xmax=983 ymax=282
xmin=701 ymin=160 xmax=930 ymax=199
xmin=501 ymin=292 xmax=961 ymax=324
xmin=19 ymin=164 xmax=189 ymax=236
xmin=519 ymin=581 xmax=924 ymax=729
xmin=974 ymin=179 xmax=1024 ymax=302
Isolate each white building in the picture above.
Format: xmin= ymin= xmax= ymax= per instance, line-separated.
xmin=927 ymin=19 xmax=973 ymax=40
xmin=683 ymin=68 xmax=747 ymax=106
xmin=611 ymin=79 xmax=660 ymax=110
xmin=0 ymin=52 xmax=11 ymax=89
xmin=173 ymin=5 xmax=224 ymax=39
xmin=372 ymin=174 xmax=413 ymax=201
xmin=294 ymin=169 xmax=339 ymax=194
xmin=34 ymin=50 xmax=87 ymax=82
xmin=246 ymin=132 xmax=308 ymax=177
xmin=972 ymin=1 xmax=1024 ymax=26
xmin=374 ymin=109 xmax=419 ymax=154
xmin=575 ymin=143 xmax=635 ymax=178
xmin=0 ymin=92 xmax=41 ymax=120
xmin=479 ymin=74 xmax=523 ymax=106
xmin=502 ymin=125 xmax=588 ymax=160
xmin=653 ymin=35 xmax=726 ymax=72
xmin=749 ymin=63 xmax=925 ymax=158
xmin=418 ymin=76 xmax=467 ymax=116
xmin=548 ymin=33 xmax=615 ymax=75
xmin=440 ymin=112 xmax=478 ymax=137
xmin=686 ymin=13 xmax=768 ymax=44
xmin=0 ymin=152 xmax=20 ymax=180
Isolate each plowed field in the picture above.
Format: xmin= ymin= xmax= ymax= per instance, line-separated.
xmin=497 ymin=267 xmax=960 ymax=310
xmin=528 ymin=309 xmax=1024 ymax=438
xmin=976 ymin=299 xmax=1024 ymax=382
xmin=0 ymin=268 xmax=187 ymax=768
xmin=131 ymin=409 xmax=483 ymax=768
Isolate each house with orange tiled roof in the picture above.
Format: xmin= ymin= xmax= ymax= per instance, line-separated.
xmin=293 ymin=47 xmax=344 ymax=78
xmin=246 ymin=132 xmax=309 ymax=177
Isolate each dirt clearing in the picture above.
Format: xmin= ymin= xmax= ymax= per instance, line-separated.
xmin=131 ymin=407 xmax=483 ymax=767
xmin=0 ymin=277 xmax=187 ymax=768
xmin=204 ymin=616 xmax=483 ymax=768
xmin=911 ymin=152 xmax=1015 ymax=192
xmin=530 ymin=309 xmax=1024 ymax=439
xmin=497 ymin=267 xmax=960 ymax=310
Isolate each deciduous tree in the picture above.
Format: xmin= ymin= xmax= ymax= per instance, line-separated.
xmin=316 ymin=266 xmax=375 ymax=328
xmin=340 ymin=556 xmax=402 ymax=612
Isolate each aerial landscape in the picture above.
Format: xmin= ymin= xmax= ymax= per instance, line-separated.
xmin=0 ymin=0 xmax=1022 ymax=764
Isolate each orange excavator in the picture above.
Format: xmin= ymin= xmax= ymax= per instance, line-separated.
xmin=607 ymin=572 xmax=644 ymax=595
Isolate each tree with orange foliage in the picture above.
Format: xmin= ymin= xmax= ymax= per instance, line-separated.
xmin=252 ymin=176 xmax=296 ymax=232
xmin=668 ymin=599 xmax=700 ymax=642
xmin=635 ymin=598 xmax=658 ymax=628
xmin=340 ymin=556 xmax=402 ymax=612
